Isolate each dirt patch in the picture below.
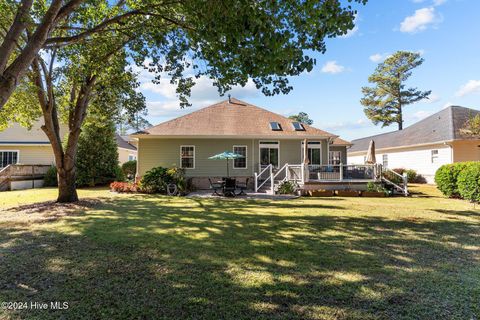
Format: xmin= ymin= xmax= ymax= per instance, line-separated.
xmin=1 ymin=199 xmax=102 ymax=225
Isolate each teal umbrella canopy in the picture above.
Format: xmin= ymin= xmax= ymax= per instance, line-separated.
xmin=208 ymin=151 xmax=245 ymax=177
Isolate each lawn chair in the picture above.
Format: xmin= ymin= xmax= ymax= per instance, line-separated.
xmin=235 ymin=178 xmax=249 ymax=196
xmin=223 ymin=178 xmax=236 ymax=197
xmin=209 ymin=178 xmax=223 ymax=196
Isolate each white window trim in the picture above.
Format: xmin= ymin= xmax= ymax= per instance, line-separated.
xmin=328 ymin=150 xmax=342 ymax=165
xmin=300 ymin=141 xmax=322 ymax=165
xmin=259 ymin=140 xmax=280 ymax=170
xmin=233 ymin=145 xmax=247 ymax=169
xmin=431 ymin=149 xmax=439 ymax=163
xmin=180 ymin=145 xmax=195 ymax=169
xmin=0 ymin=150 xmax=20 ymax=168
xmin=128 ymin=154 xmax=137 ymax=161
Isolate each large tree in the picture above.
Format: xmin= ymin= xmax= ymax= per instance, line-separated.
xmin=1 ymin=0 xmax=367 ymax=202
xmin=360 ymin=51 xmax=431 ymax=130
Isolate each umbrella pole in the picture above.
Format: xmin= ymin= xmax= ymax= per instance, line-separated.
xmin=227 ymin=158 xmax=229 ymax=177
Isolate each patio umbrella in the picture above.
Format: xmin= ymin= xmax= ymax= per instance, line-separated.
xmin=365 ymin=140 xmax=376 ymax=164
xmin=208 ymin=151 xmax=245 ymax=177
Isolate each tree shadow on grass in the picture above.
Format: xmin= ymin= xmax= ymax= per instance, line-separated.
xmin=0 ymin=196 xmax=479 ymax=319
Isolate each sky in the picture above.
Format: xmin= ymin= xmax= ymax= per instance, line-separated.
xmin=135 ymin=0 xmax=480 ymax=141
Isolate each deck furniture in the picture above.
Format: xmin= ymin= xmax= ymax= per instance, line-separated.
xmin=208 ymin=178 xmax=223 ymax=196
xmin=223 ymin=178 xmax=237 ymax=197
xmin=235 ymin=178 xmax=249 ymax=195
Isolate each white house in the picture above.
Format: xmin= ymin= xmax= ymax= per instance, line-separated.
xmin=348 ymin=106 xmax=480 ymax=183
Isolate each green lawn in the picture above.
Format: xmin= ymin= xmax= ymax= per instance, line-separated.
xmin=0 ymin=185 xmax=479 ymax=319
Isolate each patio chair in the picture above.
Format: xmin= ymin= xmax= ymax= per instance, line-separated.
xmin=223 ymin=178 xmax=236 ymax=197
xmin=208 ymin=178 xmax=223 ymax=196
xmin=235 ymin=178 xmax=249 ymax=196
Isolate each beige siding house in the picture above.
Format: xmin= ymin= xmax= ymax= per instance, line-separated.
xmin=132 ymin=98 xmax=351 ymax=189
xmin=348 ymin=106 xmax=480 ymax=183
xmin=0 ymin=121 xmax=60 ymax=168
xmin=116 ymin=134 xmax=137 ymax=164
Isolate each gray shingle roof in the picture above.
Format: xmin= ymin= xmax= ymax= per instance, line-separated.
xmin=115 ymin=134 xmax=137 ymax=151
xmin=349 ymin=106 xmax=480 ymax=153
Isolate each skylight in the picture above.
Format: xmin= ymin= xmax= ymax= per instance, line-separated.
xmin=269 ymin=122 xmax=282 ymax=131
xmin=292 ymin=122 xmax=305 ymax=131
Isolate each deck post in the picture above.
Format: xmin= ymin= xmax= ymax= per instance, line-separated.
xmin=269 ymin=165 xmax=274 ymax=194
xmin=339 ymin=163 xmax=343 ymax=182
xmin=403 ymin=173 xmax=408 ymax=196
xmin=254 ymin=172 xmax=258 ymax=192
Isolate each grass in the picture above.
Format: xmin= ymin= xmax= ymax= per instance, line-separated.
xmin=0 ymin=185 xmax=479 ymax=319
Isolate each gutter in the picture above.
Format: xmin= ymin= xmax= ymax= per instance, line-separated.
xmin=348 ymin=140 xmax=457 ymax=155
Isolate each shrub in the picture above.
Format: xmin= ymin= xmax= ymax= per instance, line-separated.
xmin=43 ymin=166 xmax=58 ymax=187
xmin=435 ymin=163 xmax=469 ymax=198
xmin=277 ymin=181 xmax=296 ymax=194
xmin=457 ymin=162 xmax=480 ymax=202
xmin=110 ymin=181 xmax=138 ymax=193
xmin=121 ymin=160 xmax=137 ymax=179
xmin=366 ymin=181 xmax=389 ymax=195
xmin=139 ymin=166 xmax=186 ymax=194
xmin=115 ymin=165 xmax=126 ymax=182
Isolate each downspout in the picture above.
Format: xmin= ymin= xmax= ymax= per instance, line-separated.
xmin=444 ymin=141 xmax=454 ymax=163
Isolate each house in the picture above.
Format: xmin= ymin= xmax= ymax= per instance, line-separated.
xmin=132 ymin=98 xmax=358 ymax=190
xmin=348 ymin=106 xmax=480 ymax=183
xmin=116 ymin=134 xmax=137 ymax=164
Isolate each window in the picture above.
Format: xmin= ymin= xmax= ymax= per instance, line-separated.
xmin=329 ymin=151 xmax=342 ymax=165
xmin=233 ymin=146 xmax=247 ymax=169
xmin=382 ymin=154 xmax=388 ymax=168
xmin=128 ymin=154 xmax=137 ymax=161
xmin=431 ymin=149 xmax=439 ymax=163
xmin=180 ymin=146 xmax=195 ymax=169
xmin=292 ymin=122 xmax=305 ymax=131
xmin=301 ymin=141 xmax=321 ymax=166
xmin=0 ymin=151 xmax=18 ymax=168
xmin=260 ymin=141 xmax=279 ymax=169
xmin=269 ymin=122 xmax=282 ymax=131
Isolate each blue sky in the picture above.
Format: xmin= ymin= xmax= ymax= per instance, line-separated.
xmin=137 ymin=0 xmax=480 ymax=141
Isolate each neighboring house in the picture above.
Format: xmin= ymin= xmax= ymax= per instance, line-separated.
xmin=348 ymin=106 xmax=480 ymax=183
xmin=132 ymin=98 xmax=352 ymax=189
xmin=0 ymin=121 xmax=59 ymax=168
xmin=116 ymin=134 xmax=137 ymax=164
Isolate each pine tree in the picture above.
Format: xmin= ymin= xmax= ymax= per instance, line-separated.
xmin=361 ymin=51 xmax=431 ymax=130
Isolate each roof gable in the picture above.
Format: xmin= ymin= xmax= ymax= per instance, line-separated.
xmin=349 ymin=106 xmax=480 ymax=153
xmin=141 ymin=98 xmax=340 ymax=138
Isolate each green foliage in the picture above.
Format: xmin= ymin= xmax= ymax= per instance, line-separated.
xmin=277 ymin=181 xmax=296 ymax=195
xmin=361 ymin=51 xmax=431 ymax=130
xmin=139 ymin=166 xmax=186 ymax=194
xmin=121 ymin=160 xmax=137 ymax=179
xmin=288 ymin=112 xmax=313 ymax=125
xmin=366 ymin=182 xmax=388 ymax=194
xmin=43 ymin=166 xmax=58 ymax=187
xmin=460 ymin=113 xmax=480 ymax=137
xmin=115 ymin=166 xmax=126 ymax=182
xmin=76 ymin=121 xmax=120 ymax=187
xmin=435 ymin=163 xmax=469 ymax=198
xmin=457 ymin=162 xmax=480 ymax=202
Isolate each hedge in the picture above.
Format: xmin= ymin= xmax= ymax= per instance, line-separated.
xmin=457 ymin=162 xmax=480 ymax=202
xmin=434 ymin=162 xmax=469 ymax=198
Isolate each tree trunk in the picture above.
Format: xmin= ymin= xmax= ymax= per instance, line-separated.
xmin=57 ymin=166 xmax=78 ymax=203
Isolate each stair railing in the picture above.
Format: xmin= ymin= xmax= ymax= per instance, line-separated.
xmin=254 ymin=164 xmax=273 ymax=192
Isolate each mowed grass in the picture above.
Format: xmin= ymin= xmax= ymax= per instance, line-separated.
xmin=0 ymin=185 xmax=479 ymax=319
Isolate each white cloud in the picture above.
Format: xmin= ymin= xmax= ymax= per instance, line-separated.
xmin=433 ymin=0 xmax=447 ymax=6
xmin=455 ymin=80 xmax=480 ymax=97
xmin=321 ymin=119 xmax=370 ymax=132
xmin=369 ymin=53 xmax=390 ymax=63
xmin=409 ymin=110 xmax=433 ymax=121
xmin=399 ymin=7 xmax=441 ymax=33
xmin=321 ymin=61 xmax=345 ymax=74
xmin=144 ymin=76 xmax=259 ymax=118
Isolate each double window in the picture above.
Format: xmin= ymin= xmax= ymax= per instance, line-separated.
xmin=329 ymin=151 xmax=342 ymax=165
xmin=180 ymin=146 xmax=195 ymax=169
xmin=128 ymin=154 xmax=137 ymax=161
xmin=0 ymin=151 xmax=19 ymax=168
xmin=233 ymin=146 xmax=247 ymax=169
xmin=260 ymin=141 xmax=279 ymax=169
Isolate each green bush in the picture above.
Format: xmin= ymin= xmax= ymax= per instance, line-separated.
xmin=121 ymin=160 xmax=137 ymax=179
xmin=115 ymin=165 xmax=126 ymax=182
xmin=43 ymin=166 xmax=58 ymax=187
xmin=435 ymin=163 xmax=469 ymax=198
xmin=139 ymin=166 xmax=185 ymax=194
xmin=457 ymin=162 xmax=480 ymax=202
xmin=277 ymin=181 xmax=296 ymax=194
